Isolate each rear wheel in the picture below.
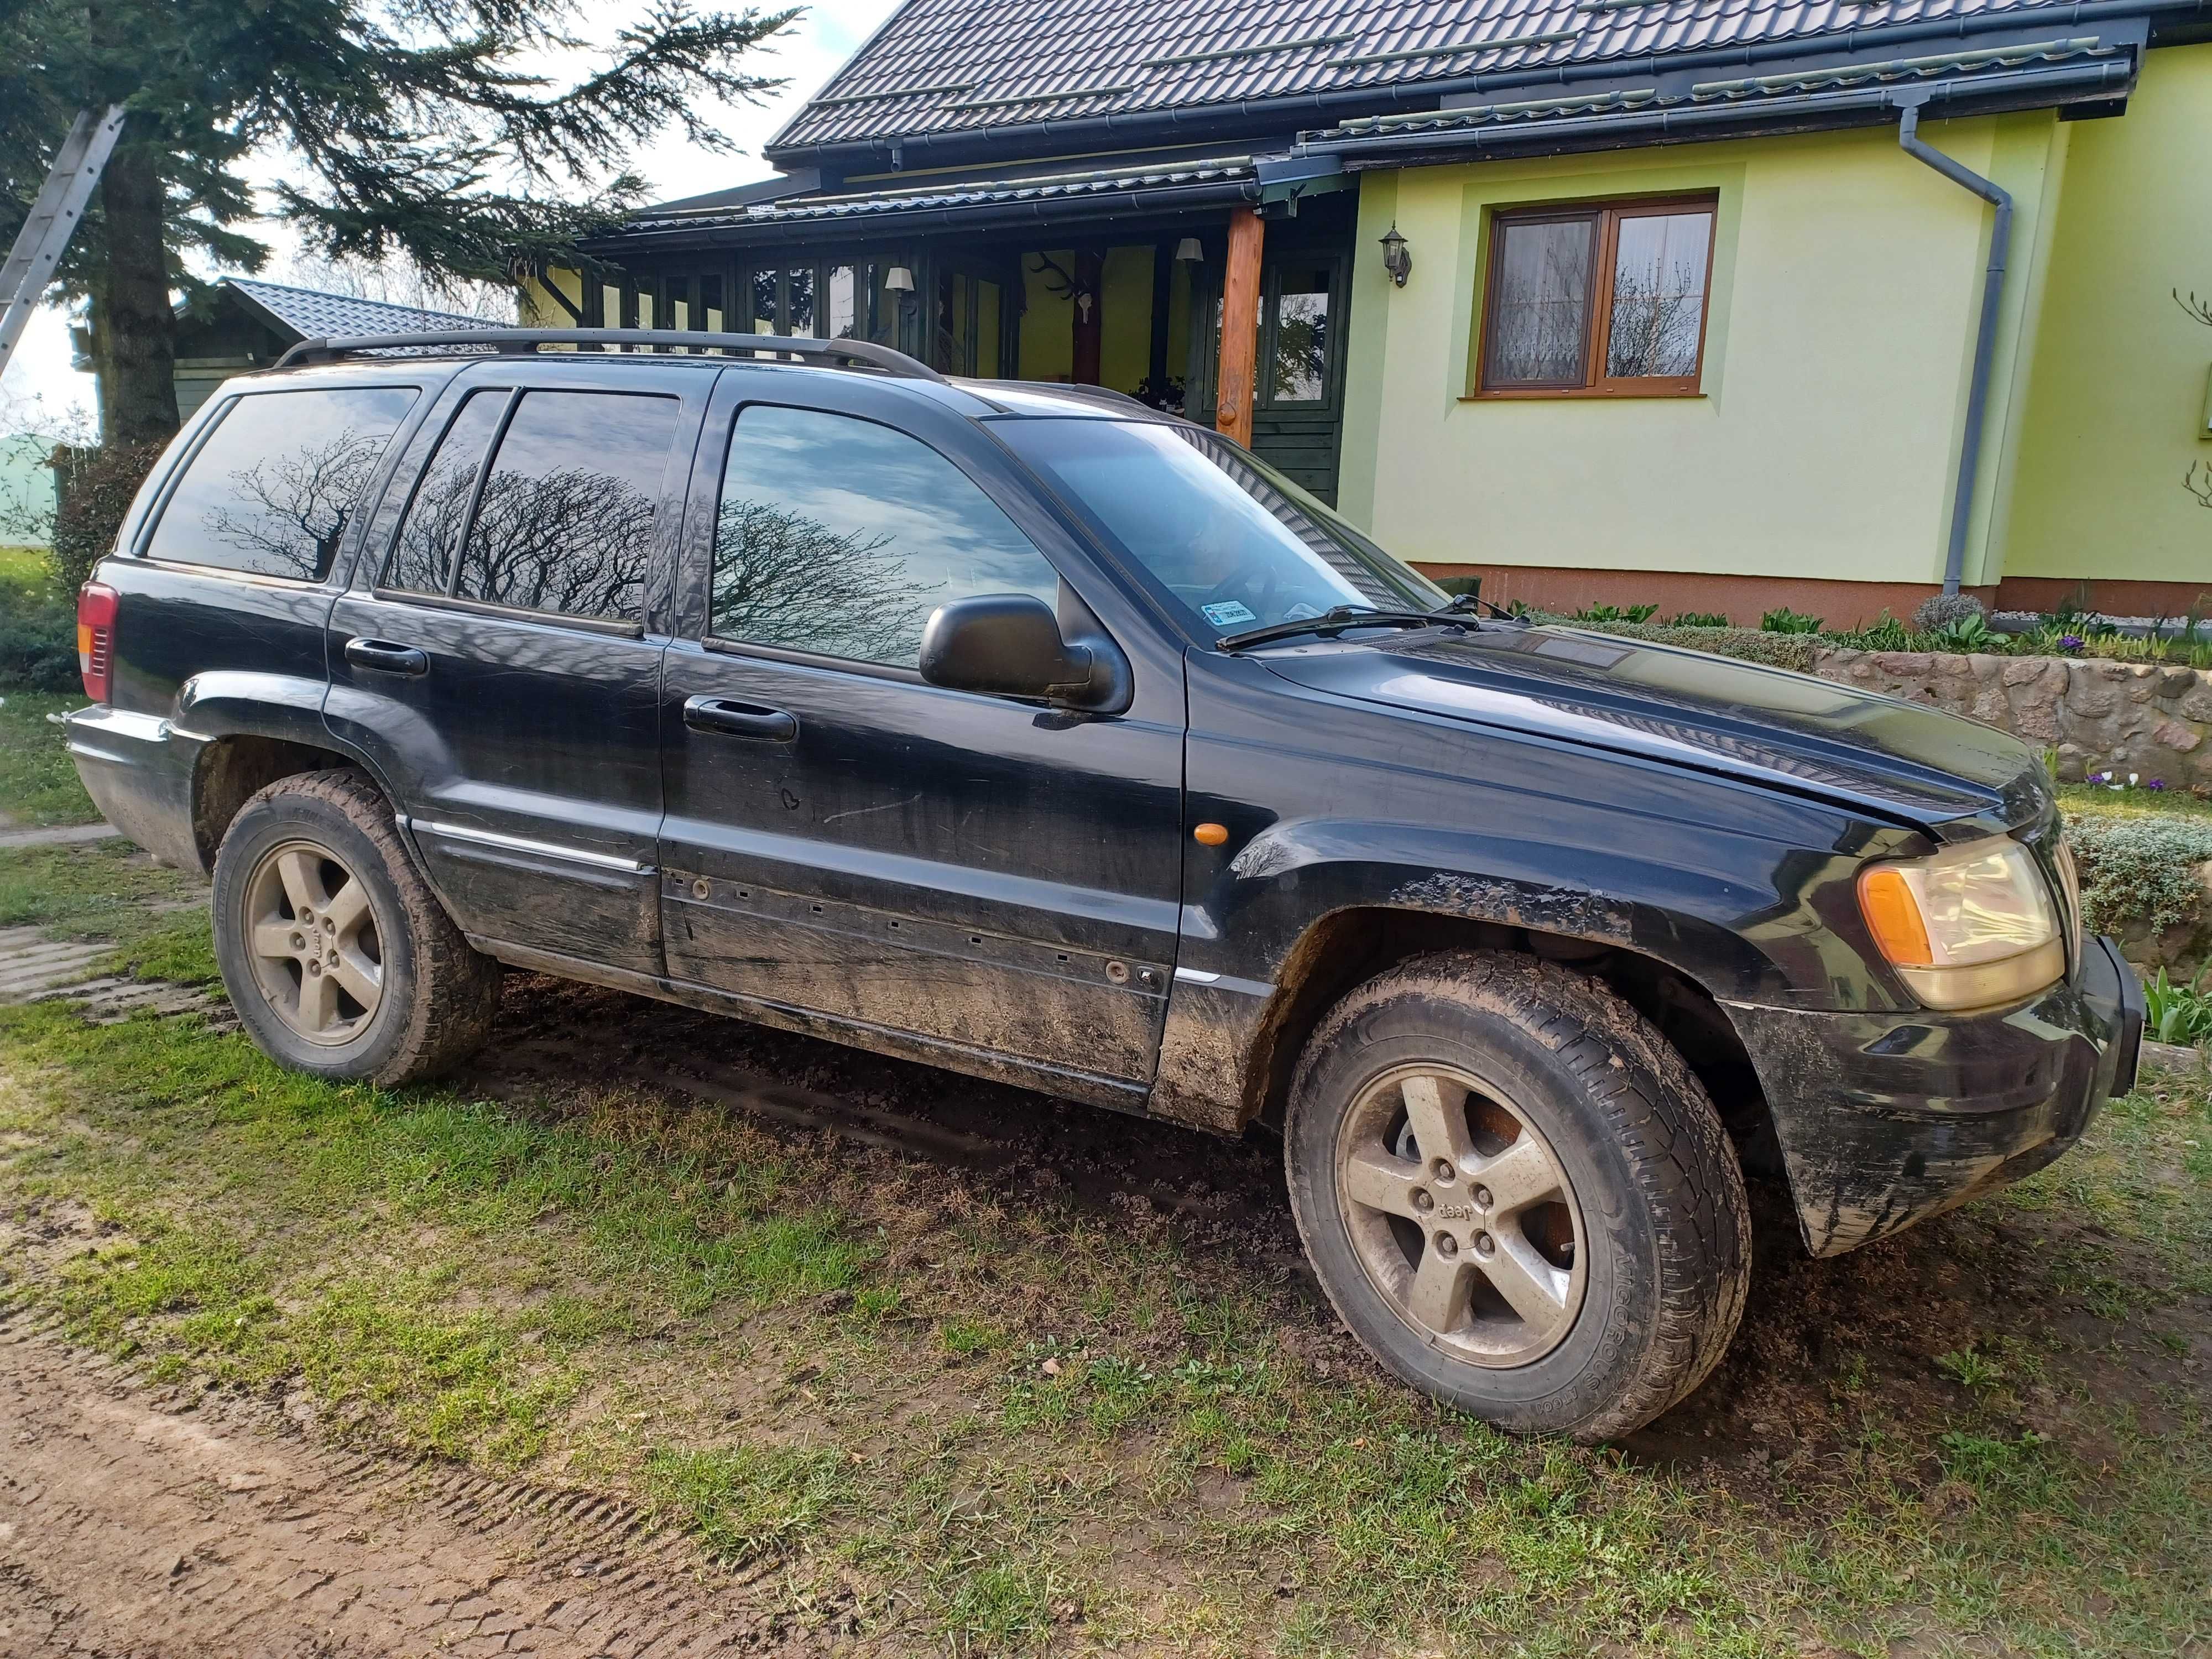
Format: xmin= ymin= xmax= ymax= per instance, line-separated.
xmin=1285 ymin=950 xmax=1750 ymax=1441
xmin=213 ymin=770 xmax=500 ymax=1087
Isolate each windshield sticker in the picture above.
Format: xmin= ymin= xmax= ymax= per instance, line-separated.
xmin=1201 ymin=600 xmax=1258 ymax=628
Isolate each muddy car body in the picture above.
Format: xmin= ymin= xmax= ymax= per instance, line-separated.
xmin=67 ymin=330 xmax=2142 ymax=1438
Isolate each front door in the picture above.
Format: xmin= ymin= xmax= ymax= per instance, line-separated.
xmin=656 ymin=369 xmax=1185 ymax=1093
xmin=1188 ymin=239 xmax=1351 ymax=503
xmin=325 ymin=359 xmax=707 ymax=974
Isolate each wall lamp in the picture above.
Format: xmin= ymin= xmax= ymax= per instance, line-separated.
xmin=883 ymin=265 xmax=916 ymax=293
xmin=1174 ymin=237 xmax=1203 ymax=263
xmin=1379 ymin=224 xmax=1412 ymax=288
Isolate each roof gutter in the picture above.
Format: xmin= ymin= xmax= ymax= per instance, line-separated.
xmin=1894 ymin=93 xmax=2012 ymax=597
xmin=763 ymin=0 xmax=2205 ymax=172
xmin=1285 ymin=59 xmax=2129 ymax=163
xmin=583 ymin=174 xmax=1261 ymax=255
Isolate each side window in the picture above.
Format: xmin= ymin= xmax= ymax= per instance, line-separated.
xmin=708 ymin=405 xmax=1061 ymax=668
xmin=454 ymin=391 xmax=677 ymax=622
xmin=143 ymin=386 xmax=418 ymax=579
xmin=386 ymin=390 xmax=505 ymax=594
xmin=384 ymin=388 xmax=679 ymax=623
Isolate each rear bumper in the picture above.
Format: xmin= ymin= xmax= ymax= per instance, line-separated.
xmin=1727 ymin=935 xmax=2142 ymax=1256
xmin=63 ymin=705 xmax=205 ymax=873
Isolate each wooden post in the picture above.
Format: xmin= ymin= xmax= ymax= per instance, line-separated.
xmin=1072 ymin=248 xmax=1104 ymax=385
xmin=1215 ymin=207 xmax=1264 ymax=447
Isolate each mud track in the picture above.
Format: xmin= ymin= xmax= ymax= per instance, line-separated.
xmin=0 ymin=1311 xmax=792 ymax=1657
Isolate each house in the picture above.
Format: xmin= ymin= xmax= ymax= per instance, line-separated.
xmin=87 ymin=278 xmax=507 ymax=421
xmin=535 ymin=0 xmax=2212 ymax=625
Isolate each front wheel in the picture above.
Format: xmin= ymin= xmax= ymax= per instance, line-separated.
xmin=212 ymin=770 xmax=500 ymax=1087
xmin=1284 ymin=950 xmax=1750 ymax=1441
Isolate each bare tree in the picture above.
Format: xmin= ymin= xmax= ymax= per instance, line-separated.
xmin=276 ymin=252 xmax=517 ymax=325
xmin=456 ymin=468 xmax=660 ymax=619
xmin=203 ymin=427 xmax=393 ymax=579
xmin=711 ymin=497 xmax=937 ymax=664
xmin=1605 ymin=264 xmax=1704 ymax=379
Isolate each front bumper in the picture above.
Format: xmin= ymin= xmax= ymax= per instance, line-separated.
xmin=1726 ymin=935 xmax=2143 ymax=1256
xmin=63 ymin=705 xmax=206 ymax=873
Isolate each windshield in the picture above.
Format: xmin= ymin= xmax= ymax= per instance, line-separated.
xmin=993 ymin=418 xmax=1446 ymax=639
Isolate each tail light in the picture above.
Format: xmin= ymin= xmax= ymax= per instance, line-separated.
xmin=77 ymin=582 xmax=118 ymax=703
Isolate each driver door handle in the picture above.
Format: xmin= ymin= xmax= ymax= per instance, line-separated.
xmin=344 ymin=637 xmax=430 ymax=677
xmin=684 ymin=695 xmax=797 ymax=742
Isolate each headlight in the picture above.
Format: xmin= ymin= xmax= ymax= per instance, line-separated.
xmin=1856 ymin=837 xmax=2065 ymax=1011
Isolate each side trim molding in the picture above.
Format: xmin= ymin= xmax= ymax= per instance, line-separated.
xmin=397 ymin=813 xmax=652 ymax=875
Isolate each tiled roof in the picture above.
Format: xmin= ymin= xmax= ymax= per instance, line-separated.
xmin=220 ymin=279 xmax=505 ymax=342
xmin=768 ymin=0 xmax=2101 ymax=155
xmin=618 ymin=154 xmax=1258 ymax=237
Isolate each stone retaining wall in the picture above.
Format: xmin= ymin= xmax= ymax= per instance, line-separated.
xmin=1813 ymin=649 xmax=2212 ymax=788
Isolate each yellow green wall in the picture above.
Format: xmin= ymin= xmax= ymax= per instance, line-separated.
xmin=1339 ymin=114 xmax=2066 ymax=589
xmin=1016 ymin=246 xmax=1165 ymax=392
xmin=2006 ymin=44 xmax=2212 ymax=588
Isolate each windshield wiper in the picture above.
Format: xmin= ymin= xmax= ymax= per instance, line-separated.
xmin=1217 ymin=604 xmax=1458 ymax=653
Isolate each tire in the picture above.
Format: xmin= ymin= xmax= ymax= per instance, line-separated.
xmin=1284 ymin=950 xmax=1750 ymax=1441
xmin=211 ymin=769 xmax=500 ymax=1087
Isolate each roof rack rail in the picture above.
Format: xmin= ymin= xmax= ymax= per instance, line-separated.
xmin=271 ymin=327 xmax=948 ymax=382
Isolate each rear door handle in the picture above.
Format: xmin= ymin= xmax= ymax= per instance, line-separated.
xmin=345 ymin=637 xmax=430 ymax=677
xmin=684 ymin=695 xmax=797 ymax=742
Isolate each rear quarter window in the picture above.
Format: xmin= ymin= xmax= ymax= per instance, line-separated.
xmin=143 ymin=385 xmax=419 ymax=580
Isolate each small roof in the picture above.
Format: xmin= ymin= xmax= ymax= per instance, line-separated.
xmin=217 ymin=278 xmax=505 ymax=343
xmin=766 ymin=0 xmax=2071 ymax=159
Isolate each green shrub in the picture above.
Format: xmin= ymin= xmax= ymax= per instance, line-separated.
xmin=1667 ymin=611 xmax=1730 ymax=628
xmin=1913 ymin=592 xmax=1988 ymax=633
xmin=50 ymin=443 xmax=163 ymax=594
xmin=1570 ymin=602 xmax=1658 ymax=624
xmin=0 ymin=596 xmax=77 ymax=690
xmin=1760 ymin=606 xmax=1824 ymax=634
xmin=2067 ymin=813 xmax=2212 ymax=937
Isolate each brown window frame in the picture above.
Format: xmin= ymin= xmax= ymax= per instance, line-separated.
xmin=1472 ymin=195 xmax=1718 ymax=400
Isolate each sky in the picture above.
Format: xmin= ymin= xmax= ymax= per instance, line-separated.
xmin=0 ymin=2 xmax=900 ymax=435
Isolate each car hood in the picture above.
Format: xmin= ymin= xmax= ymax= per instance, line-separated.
xmin=1258 ymin=625 xmax=2049 ymax=834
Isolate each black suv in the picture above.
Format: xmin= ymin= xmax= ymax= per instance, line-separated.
xmin=68 ymin=328 xmax=2141 ymax=1441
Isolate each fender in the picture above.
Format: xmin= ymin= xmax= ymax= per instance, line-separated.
xmin=170 ymin=670 xmax=424 ymax=877
xmin=1146 ymin=821 xmax=1870 ymax=1133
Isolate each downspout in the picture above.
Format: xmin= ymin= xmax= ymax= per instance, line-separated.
xmin=1895 ymin=91 xmax=2012 ymax=597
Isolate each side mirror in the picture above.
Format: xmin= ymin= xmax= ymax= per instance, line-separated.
xmin=919 ymin=593 xmax=1118 ymax=709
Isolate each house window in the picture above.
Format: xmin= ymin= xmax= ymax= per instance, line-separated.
xmin=1478 ymin=198 xmax=1715 ymax=396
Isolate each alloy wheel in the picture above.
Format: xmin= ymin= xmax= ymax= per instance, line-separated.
xmin=1333 ymin=1063 xmax=1587 ymax=1367
xmin=240 ymin=838 xmax=383 ymax=1045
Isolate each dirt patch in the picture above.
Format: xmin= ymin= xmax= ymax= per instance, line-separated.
xmin=0 ymin=1313 xmax=827 ymax=1657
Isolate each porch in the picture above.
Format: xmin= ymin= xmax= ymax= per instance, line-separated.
xmin=562 ymin=158 xmax=1359 ymax=503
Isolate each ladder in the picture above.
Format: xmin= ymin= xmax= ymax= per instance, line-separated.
xmin=0 ymin=106 xmax=127 ymax=375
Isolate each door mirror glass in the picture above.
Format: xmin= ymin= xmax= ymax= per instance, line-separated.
xmin=920 ymin=594 xmax=1093 ymax=703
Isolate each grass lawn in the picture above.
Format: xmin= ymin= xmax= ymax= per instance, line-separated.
xmin=0 ymin=690 xmax=99 ymax=827
xmin=1 ymin=839 xmax=2208 ymax=1656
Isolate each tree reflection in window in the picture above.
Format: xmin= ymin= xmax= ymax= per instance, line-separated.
xmin=387 ymin=392 xmax=507 ymax=594
xmin=709 ymin=405 xmax=1062 ymax=668
xmin=451 ymin=391 xmax=677 ymax=622
xmin=147 ymin=387 xmax=418 ymax=579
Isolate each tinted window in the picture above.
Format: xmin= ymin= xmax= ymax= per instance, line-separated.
xmin=709 ymin=405 xmax=1060 ymax=667
xmin=144 ymin=386 xmax=418 ymax=579
xmin=995 ymin=418 xmax=1442 ymax=638
xmin=386 ymin=390 xmax=505 ymax=594
xmin=452 ymin=391 xmax=677 ymax=622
